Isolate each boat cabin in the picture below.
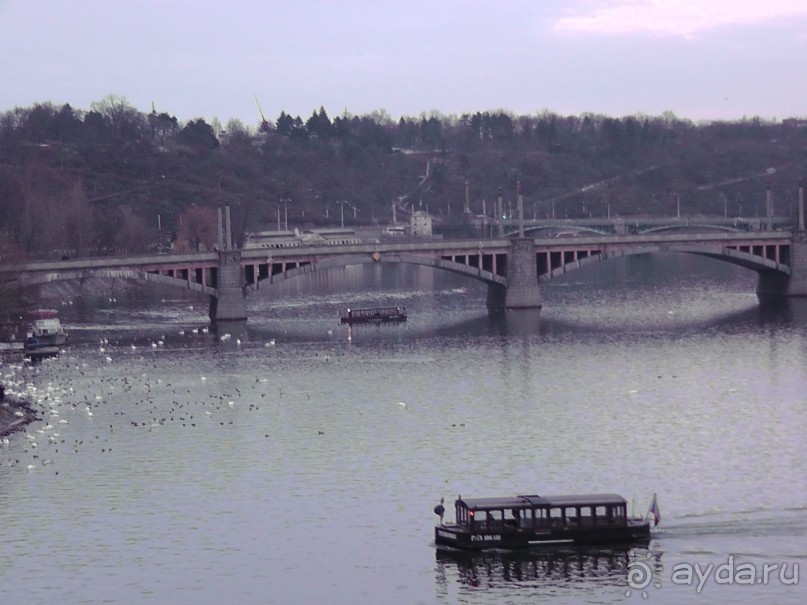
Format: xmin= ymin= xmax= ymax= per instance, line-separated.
xmin=455 ymin=493 xmax=630 ymax=531
xmin=24 ymin=309 xmax=67 ymax=345
xmin=339 ymin=306 xmax=407 ymax=324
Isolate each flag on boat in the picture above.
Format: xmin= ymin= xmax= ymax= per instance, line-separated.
xmin=647 ymin=492 xmax=660 ymax=526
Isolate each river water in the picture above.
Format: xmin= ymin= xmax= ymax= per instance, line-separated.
xmin=1 ymin=254 xmax=805 ymax=604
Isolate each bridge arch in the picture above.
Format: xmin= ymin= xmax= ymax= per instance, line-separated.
xmin=637 ymin=224 xmax=744 ymax=235
xmin=513 ymin=225 xmax=611 ymax=238
xmin=543 ymin=244 xmax=789 ymax=280
xmin=243 ymin=252 xmax=506 ymax=295
xmin=6 ymin=268 xmax=217 ymax=296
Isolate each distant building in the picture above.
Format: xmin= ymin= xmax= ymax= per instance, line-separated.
xmin=782 ymin=118 xmax=807 ymax=129
xmin=411 ymin=211 xmax=433 ymax=237
xmin=243 ymin=230 xmax=301 ymax=249
xmin=243 ymin=228 xmax=376 ymax=249
xmin=383 ymin=225 xmax=408 ymax=237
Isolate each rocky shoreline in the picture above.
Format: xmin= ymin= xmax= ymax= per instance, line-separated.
xmin=0 ymin=397 xmax=40 ymax=437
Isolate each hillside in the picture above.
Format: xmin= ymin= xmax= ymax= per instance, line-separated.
xmin=1 ymin=96 xmax=806 ymax=260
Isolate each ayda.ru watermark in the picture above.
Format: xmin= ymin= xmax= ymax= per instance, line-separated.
xmin=626 ymin=552 xmax=799 ymax=597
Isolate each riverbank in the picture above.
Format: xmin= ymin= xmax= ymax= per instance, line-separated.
xmin=0 ymin=397 xmax=40 ymax=437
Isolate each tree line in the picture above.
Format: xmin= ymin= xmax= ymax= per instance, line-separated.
xmin=1 ymin=94 xmax=805 ymax=262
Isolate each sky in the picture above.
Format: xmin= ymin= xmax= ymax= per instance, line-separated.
xmin=2 ymin=0 xmax=807 ymax=129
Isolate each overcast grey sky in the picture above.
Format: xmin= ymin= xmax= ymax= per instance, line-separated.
xmin=2 ymin=0 xmax=806 ymax=128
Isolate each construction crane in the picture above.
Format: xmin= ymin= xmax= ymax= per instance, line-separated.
xmin=253 ymin=94 xmax=271 ymax=133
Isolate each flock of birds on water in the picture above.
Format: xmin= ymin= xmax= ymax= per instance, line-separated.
xmin=1 ymin=326 xmax=412 ymax=474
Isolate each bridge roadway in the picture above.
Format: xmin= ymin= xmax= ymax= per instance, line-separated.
xmin=0 ymin=229 xmax=801 ymax=321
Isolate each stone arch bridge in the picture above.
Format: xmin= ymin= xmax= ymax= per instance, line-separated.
xmin=3 ymin=229 xmax=805 ymax=321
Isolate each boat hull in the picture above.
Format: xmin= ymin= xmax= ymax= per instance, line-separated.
xmin=435 ymin=520 xmax=650 ymax=551
xmin=340 ymin=315 xmax=407 ymax=325
xmin=32 ymin=333 xmax=67 ymax=346
xmin=23 ymin=345 xmax=60 ymax=360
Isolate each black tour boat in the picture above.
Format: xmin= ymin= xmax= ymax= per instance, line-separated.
xmin=434 ymin=493 xmax=653 ymax=550
xmin=339 ymin=306 xmax=407 ymax=325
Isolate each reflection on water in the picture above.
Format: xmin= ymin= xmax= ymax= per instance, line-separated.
xmin=435 ymin=546 xmax=657 ymax=591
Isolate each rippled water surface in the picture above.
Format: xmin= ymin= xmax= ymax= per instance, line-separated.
xmin=1 ymin=255 xmax=806 ymax=604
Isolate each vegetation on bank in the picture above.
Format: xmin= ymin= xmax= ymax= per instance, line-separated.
xmin=0 ymin=95 xmax=806 ymax=261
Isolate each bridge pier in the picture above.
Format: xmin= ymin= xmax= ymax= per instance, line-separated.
xmin=209 ymin=205 xmax=247 ymax=321
xmin=758 ymin=185 xmax=807 ymax=297
xmin=504 ymin=238 xmax=542 ymax=309
xmin=210 ymin=250 xmax=247 ymax=321
xmin=757 ymin=234 xmax=807 ymax=297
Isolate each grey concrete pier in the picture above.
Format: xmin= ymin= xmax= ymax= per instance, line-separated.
xmin=757 ymin=183 xmax=807 ymax=297
xmin=504 ymin=238 xmax=542 ymax=309
xmin=209 ymin=205 xmax=247 ymax=321
xmin=210 ymin=249 xmax=247 ymax=321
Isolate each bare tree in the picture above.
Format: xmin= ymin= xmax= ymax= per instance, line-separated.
xmin=90 ymin=95 xmax=148 ymax=142
xmin=112 ymin=207 xmax=157 ymax=254
xmin=176 ymin=206 xmax=218 ymax=251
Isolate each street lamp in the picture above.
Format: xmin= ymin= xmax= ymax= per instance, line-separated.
xmin=602 ymin=198 xmax=611 ymax=219
xmin=336 ymin=200 xmax=347 ymax=227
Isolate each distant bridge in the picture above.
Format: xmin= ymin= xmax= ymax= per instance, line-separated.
xmin=2 ymin=221 xmax=805 ymax=321
xmin=493 ymin=215 xmax=793 ymax=237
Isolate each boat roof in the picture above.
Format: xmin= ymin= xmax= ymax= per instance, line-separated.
xmin=458 ymin=493 xmax=627 ymax=510
xmin=345 ymin=306 xmax=404 ymax=311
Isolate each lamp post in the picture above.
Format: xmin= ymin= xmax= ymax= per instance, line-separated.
xmin=602 ymin=198 xmax=611 ymax=219
xmin=481 ymin=199 xmax=488 ymax=237
xmin=336 ymin=200 xmax=347 ymax=228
